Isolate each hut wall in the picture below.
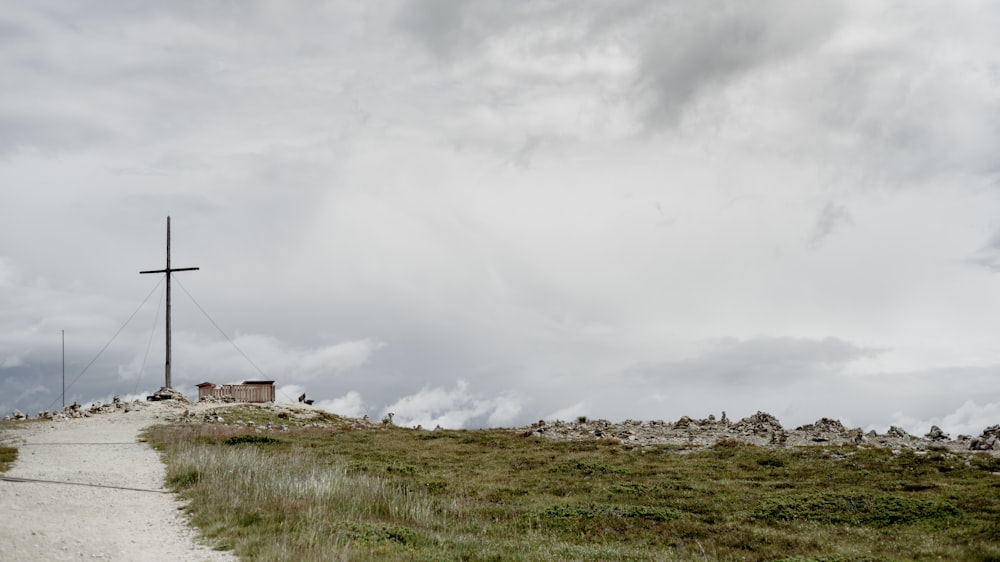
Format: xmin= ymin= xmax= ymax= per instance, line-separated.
xmin=198 ymin=382 xmax=275 ymax=403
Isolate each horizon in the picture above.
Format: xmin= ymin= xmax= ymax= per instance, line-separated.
xmin=11 ymin=385 xmax=998 ymax=440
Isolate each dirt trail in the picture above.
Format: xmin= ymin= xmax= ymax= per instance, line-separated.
xmin=0 ymin=402 xmax=237 ymax=562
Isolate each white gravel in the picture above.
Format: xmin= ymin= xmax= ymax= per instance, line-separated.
xmin=0 ymin=402 xmax=238 ymax=562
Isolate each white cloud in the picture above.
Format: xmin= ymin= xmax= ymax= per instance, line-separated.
xmin=315 ymin=391 xmax=368 ymax=419
xmin=546 ymin=402 xmax=589 ymax=423
xmin=487 ymin=393 xmax=524 ymax=426
xmin=882 ymin=400 xmax=1000 ymax=438
xmin=380 ymin=380 xmax=523 ymax=429
xmin=276 ymin=384 xmax=308 ymax=404
xmin=172 ymin=334 xmax=384 ymax=384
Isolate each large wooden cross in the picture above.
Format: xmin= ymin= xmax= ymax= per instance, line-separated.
xmin=140 ymin=216 xmax=199 ymax=389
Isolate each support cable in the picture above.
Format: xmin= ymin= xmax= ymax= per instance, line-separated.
xmin=0 ymin=474 xmax=170 ymax=494
xmin=45 ymin=277 xmax=166 ymax=412
xmin=173 ymin=277 xmax=296 ymax=402
xmin=133 ymin=281 xmax=166 ymax=395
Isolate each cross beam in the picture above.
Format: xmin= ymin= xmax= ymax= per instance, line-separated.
xmin=140 ymin=216 xmax=199 ymax=389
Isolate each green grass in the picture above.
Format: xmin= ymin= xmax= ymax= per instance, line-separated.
xmin=0 ymin=445 xmax=16 ymax=472
xmin=144 ymin=412 xmax=1000 ymax=561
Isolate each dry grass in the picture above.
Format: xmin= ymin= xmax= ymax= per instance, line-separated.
xmin=144 ymin=409 xmax=1000 ymax=561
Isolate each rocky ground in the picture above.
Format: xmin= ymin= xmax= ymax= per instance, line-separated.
xmin=517 ymin=411 xmax=1000 ymax=454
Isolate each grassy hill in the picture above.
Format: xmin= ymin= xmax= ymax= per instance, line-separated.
xmin=144 ymin=405 xmax=1000 ymax=561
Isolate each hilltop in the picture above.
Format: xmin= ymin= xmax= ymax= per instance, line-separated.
xmin=7 ymin=390 xmax=997 ymax=456
xmin=4 ymin=390 xmax=999 ymax=561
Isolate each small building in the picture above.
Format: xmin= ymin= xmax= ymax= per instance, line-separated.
xmin=197 ymin=380 xmax=275 ymax=403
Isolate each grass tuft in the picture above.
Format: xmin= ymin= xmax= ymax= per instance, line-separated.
xmin=0 ymin=445 xmax=17 ymax=472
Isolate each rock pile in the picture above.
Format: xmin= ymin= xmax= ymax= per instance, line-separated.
xmin=7 ymin=409 xmax=28 ymax=421
xmin=146 ymin=387 xmax=190 ymax=402
xmin=2 ymin=395 xmax=147 ymax=421
xmin=519 ymin=411 xmax=1000 ymax=454
xmin=925 ymin=425 xmax=949 ymax=441
xmin=971 ymin=425 xmax=999 ymax=451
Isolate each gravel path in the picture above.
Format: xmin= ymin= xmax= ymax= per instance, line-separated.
xmin=0 ymin=403 xmax=237 ymax=562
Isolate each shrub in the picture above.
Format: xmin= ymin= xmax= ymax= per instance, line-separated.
xmin=223 ymin=435 xmax=282 ymax=446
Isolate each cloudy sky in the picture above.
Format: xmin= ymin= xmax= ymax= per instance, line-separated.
xmin=3 ymin=1 xmax=1000 ymax=436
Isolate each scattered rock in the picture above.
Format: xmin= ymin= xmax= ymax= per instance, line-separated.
xmin=203 ymin=412 xmax=225 ymax=423
xmin=512 ymin=413 xmax=1000 ymax=455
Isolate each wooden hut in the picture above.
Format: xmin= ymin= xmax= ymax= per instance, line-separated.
xmin=197 ymin=380 xmax=275 ymax=403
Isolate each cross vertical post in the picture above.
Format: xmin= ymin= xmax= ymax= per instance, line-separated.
xmin=140 ymin=216 xmax=199 ymax=389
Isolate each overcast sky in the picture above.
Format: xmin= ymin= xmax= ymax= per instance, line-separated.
xmin=3 ymin=1 xmax=1000 ymax=436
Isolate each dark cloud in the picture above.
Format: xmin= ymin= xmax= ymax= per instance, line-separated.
xmin=0 ymin=18 xmax=31 ymax=46
xmin=631 ymin=337 xmax=881 ymax=386
xmin=810 ymin=201 xmax=852 ymax=247
xmin=633 ymin=1 xmax=843 ymax=128
xmin=0 ymin=111 xmax=113 ymax=158
xmin=969 ymin=230 xmax=1000 ymax=271
xmin=397 ymin=0 xmax=472 ymax=60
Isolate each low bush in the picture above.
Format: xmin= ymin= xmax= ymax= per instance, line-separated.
xmin=223 ymin=434 xmax=282 ymax=446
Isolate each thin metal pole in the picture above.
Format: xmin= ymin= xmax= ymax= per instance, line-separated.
xmin=61 ymin=329 xmax=65 ymax=409
xmin=165 ymin=217 xmax=172 ymax=389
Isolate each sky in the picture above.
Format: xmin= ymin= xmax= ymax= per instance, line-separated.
xmin=3 ymin=1 xmax=1000 ymax=436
